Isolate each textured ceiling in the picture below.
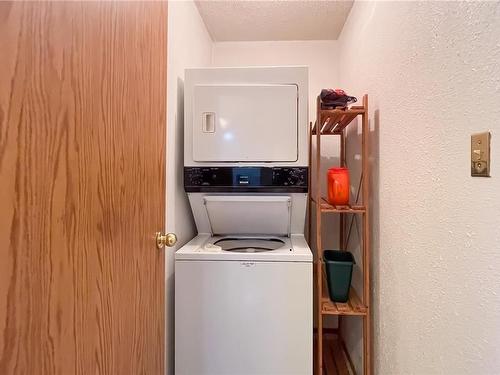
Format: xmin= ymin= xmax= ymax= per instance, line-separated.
xmin=195 ymin=1 xmax=354 ymax=41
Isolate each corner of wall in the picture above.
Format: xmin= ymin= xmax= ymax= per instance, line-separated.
xmin=165 ymin=2 xmax=214 ymax=374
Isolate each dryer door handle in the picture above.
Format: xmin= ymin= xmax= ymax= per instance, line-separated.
xmin=202 ymin=112 xmax=215 ymax=133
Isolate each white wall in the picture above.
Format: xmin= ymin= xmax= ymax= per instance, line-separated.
xmin=338 ymin=2 xmax=500 ymax=374
xmin=166 ymin=2 xmax=212 ymax=374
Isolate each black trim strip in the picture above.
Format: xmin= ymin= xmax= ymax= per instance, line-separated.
xmin=184 ymin=166 xmax=308 ymax=192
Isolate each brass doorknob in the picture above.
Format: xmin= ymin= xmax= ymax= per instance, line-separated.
xmin=156 ymin=232 xmax=177 ymax=249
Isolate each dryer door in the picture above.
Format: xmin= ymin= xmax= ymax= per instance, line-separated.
xmin=192 ymin=84 xmax=298 ymax=162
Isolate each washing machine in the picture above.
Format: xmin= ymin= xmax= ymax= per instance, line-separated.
xmin=175 ymin=66 xmax=312 ymax=375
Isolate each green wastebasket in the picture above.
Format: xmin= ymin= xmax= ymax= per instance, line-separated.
xmin=323 ymin=250 xmax=355 ymax=303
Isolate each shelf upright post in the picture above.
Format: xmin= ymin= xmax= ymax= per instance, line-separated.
xmin=308 ymin=122 xmax=313 ymax=245
xmin=338 ymin=127 xmax=346 ymax=345
xmin=361 ymin=94 xmax=371 ymax=375
xmin=339 ymin=130 xmax=346 ymax=250
xmin=315 ymin=96 xmax=323 ymax=375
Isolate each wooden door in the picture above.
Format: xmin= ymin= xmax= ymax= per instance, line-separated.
xmin=0 ymin=2 xmax=167 ymax=374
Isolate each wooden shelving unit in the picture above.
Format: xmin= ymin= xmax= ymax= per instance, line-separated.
xmin=309 ymin=95 xmax=371 ymax=375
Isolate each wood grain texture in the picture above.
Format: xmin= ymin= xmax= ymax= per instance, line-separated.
xmin=319 ymin=334 xmax=354 ymax=375
xmin=0 ymin=2 xmax=167 ymax=374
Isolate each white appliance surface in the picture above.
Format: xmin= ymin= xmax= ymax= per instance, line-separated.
xmin=193 ymin=84 xmax=298 ymax=162
xmin=184 ymin=66 xmax=308 ymax=167
xmin=188 ymin=193 xmax=308 ymax=236
xmin=175 ymin=233 xmax=312 ymax=262
xmin=203 ymin=195 xmax=291 ymax=236
xmin=175 ymin=235 xmax=312 ymax=375
xmin=177 ymin=66 xmax=312 ymax=375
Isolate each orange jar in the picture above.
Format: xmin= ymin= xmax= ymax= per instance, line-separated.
xmin=327 ymin=168 xmax=350 ymax=205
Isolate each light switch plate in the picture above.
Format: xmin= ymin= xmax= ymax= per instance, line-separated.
xmin=471 ymin=131 xmax=491 ymax=177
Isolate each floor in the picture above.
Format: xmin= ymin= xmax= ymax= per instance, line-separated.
xmin=317 ymin=333 xmax=355 ymax=375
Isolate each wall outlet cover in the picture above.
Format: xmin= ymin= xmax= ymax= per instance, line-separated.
xmin=471 ymin=132 xmax=491 ymax=177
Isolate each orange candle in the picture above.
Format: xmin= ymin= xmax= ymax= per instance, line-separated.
xmin=327 ymin=167 xmax=350 ymax=205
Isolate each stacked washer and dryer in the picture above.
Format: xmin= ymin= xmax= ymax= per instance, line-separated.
xmin=175 ymin=66 xmax=313 ymax=375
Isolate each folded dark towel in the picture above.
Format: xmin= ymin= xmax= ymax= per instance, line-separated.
xmin=320 ymin=89 xmax=357 ymax=109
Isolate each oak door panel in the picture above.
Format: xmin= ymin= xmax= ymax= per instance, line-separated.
xmin=0 ymin=2 xmax=167 ymax=374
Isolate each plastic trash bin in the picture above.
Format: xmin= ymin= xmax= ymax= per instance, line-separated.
xmin=323 ymin=250 xmax=355 ymax=303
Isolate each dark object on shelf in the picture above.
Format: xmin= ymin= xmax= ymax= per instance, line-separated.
xmin=324 ymin=250 xmax=355 ymax=303
xmin=320 ymin=89 xmax=357 ymax=109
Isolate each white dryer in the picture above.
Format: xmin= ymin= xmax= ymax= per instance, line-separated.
xmin=175 ymin=67 xmax=312 ymax=375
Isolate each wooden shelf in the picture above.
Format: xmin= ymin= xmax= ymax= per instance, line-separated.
xmin=312 ymin=197 xmax=366 ymax=214
xmin=321 ymin=333 xmax=355 ymax=375
xmin=311 ymin=105 xmax=365 ymax=135
xmin=313 ymin=268 xmax=368 ymax=316
xmin=321 ymin=281 xmax=368 ymax=316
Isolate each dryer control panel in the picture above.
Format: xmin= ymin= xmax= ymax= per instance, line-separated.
xmin=184 ymin=167 xmax=308 ymax=193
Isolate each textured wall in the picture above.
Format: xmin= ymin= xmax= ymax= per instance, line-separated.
xmin=166 ymin=2 xmax=213 ymax=374
xmin=338 ymin=2 xmax=500 ymax=374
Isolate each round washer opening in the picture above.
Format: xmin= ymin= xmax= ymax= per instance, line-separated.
xmin=214 ymin=238 xmax=285 ymax=253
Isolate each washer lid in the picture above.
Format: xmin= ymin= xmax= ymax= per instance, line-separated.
xmin=203 ymin=196 xmax=291 ymax=236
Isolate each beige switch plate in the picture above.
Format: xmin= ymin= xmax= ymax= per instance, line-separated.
xmin=471 ymin=131 xmax=491 ymax=177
